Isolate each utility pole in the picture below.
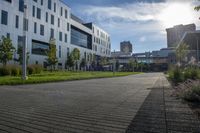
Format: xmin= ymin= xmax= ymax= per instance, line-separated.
xmin=22 ymin=3 xmax=28 ymax=80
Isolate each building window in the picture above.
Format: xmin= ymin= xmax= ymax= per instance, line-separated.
xmin=32 ymin=7 xmax=35 ymax=17
xmin=17 ymin=36 xmax=25 ymax=51
xmin=41 ymin=0 xmax=43 ymax=5
xmin=65 ymin=34 xmax=67 ymax=43
xmin=19 ymin=0 xmax=24 ymax=12
xmin=67 ymin=23 xmax=70 ymax=31
xmin=48 ymin=0 xmax=51 ymax=10
xmin=60 ymin=7 xmax=63 ymax=16
xmin=34 ymin=22 xmax=37 ymax=33
xmin=23 ymin=18 xmax=28 ymax=31
xmin=54 ymin=3 xmax=56 ymax=12
xmin=7 ymin=33 xmax=10 ymax=38
xmin=58 ymin=18 xmax=60 ymax=27
xmin=50 ymin=28 xmax=54 ymax=38
xmin=59 ymin=46 xmax=61 ymax=58
xmin=40 ymin=24 xmax=44 ymax=36
xmin=51 ymin=14 xmax=54 ymax=25
xmin=33 ymin=0 xmax=37 ymax=2
xmin=37 ymin=8 xmax=41 ymax=19
xmin=32 ymin=40 xmax=49 ymax=56
xmin=59 ymin=32 xmax=62 ymax=41
xmin=46 ymin=12 xmax=48 ymax=22
xmin=71 ymin=26 xmax=92 ymax=49
xmin=4 ymin=0 xmax=12 ymax=3
xmin=67 ymin=47 xmax=70 ymax=57
xmin=1 ymin=10 xmax=8 ymax=25
xmin=15 ymin=15 xmax=19 ymax=28
xmin=65 ymin=9 xmax=68 ymax=19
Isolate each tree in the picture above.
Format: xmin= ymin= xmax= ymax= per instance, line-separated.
xmin=0 ymin=36 xmax=15 ymax=66
xmin=99 ymin=56 xmax=108 ymax=67
xmin=71 ymin=48 xmax=80 ymax=70
xmin=116 ymin=60 xmax=120 ymax=71
xmin=17 ymin=46 xmax=29 ymax=65
xmin=46 ymin=38 xmax=58 ymax=71
xmin=176 ymin=42 xmax=189 ymax=67
xmin=66 ymin=54 xmax=74 ymax=70
xmin=80 ymin=58 xmax=86 ymax=70
xmin=128 ymin=59 xmax=134 ymax=72
xmin=195 ymin=5 xmax=200 ymax=11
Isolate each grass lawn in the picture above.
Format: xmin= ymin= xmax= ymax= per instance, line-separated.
xmin=0 ymin=71 xmax=142 ymax=85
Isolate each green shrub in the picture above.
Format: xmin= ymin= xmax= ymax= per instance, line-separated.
xmin=0 ymin=67 xmax=11 ymax=76
xmin=182 ymin=86 xmax=200 ymax=102
xmin=34 ymin=65 xmax=43 ymax=74
xmin=27 ymin=64 xmax=43 ymax=75
xmin=168 ymin=67 xmax=184 ymax=84
xmin=27 ymin=65 xmax=35 ymax=75
xmin=11 ymin=66 xmax=20 ymax=76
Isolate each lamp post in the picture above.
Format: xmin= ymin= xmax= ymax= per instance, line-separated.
xmin=22 ymin=3 xmax=28 ymax=80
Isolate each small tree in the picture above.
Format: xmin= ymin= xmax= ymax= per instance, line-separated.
xmin=80 ymin=58 xmax=86 ymax=71
xmin=46 ymin=38 xmax=58 ymax=71
xmin=71 ymin=48 xmax=80 ymax=70
xmin=99 ymin=56 xmax=108 ymax=67
xmin=176 ymin=42 xmax=189 ymax=67
xmin=116 ymin=60 xmax=120 ymax=71
xmin=128 ymin=59 xmax=134 ymax=72
xmin=0 ymin=36 xmax=15 ymax=66
xmin=66 ymin=54 xmax=74 ymax=70
xmin=17 ymin=46 xmax=29 ymax=65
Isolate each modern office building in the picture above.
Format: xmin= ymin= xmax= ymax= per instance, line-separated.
xmin=120 ymin=41 xmax=133 ymax=53
xmin=166 ymin=24 xmax=196 ymax=48
xmin=0 ymin=0 xmax=111 ymax=68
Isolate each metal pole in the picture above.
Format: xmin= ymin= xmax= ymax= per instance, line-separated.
xmin=197 ymin=37 xmax=199 ymax=63
xmin=22 ymin=4 xmax=28 ymax=80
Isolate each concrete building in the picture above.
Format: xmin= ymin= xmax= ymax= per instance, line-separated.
xmin=0 ymin=0 xmax=111 ymax=68
xmin=176 ymin=30 xmax=200 ymax=64
xmin=166 ymin=24 xmax=196 ymax=48
xmin=120 ymin=41 xmax=133 ymax=53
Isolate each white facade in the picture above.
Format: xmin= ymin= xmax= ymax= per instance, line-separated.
xmin=0 ymin=0 xmax=111 ymax=68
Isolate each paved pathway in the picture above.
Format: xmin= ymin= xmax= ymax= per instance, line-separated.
xmin=0 ymin=73 xmax=199 ymax=133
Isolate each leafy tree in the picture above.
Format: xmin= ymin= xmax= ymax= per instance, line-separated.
xmin=195 ymin=5 xmax=200 ymax=11
xmin=80 ymin=58 xmax=86 ymax=70
xmin=116 ymin=60 xmax=120 ymax=71
xmin=176 ymin=42 xmax=189 ymax=67
xmin=99 ymin=56 xmax=108 ymax=67
xmin=46 ymin=38 xmax=58 ymax=71
xmin=71 ymin=48 xmax=80 ymax=70
xmin=0 ymin=36 xmax=15 ymax=66
xmin=66 ymin=54 xmax=74 ymax=70
xmin=128 ymin=59 xmax=134 ymax=71
xmin=17 ymin=46 xmax=29 ymax=65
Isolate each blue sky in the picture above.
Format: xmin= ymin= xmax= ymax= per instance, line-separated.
xmin=64 ymin=0 xmax=200 ymax=53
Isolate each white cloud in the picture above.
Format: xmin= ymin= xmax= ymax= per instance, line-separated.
xmin=139 ymin=36 xmax=146 ymax=42
xmin=75 ymin=1 xmax=200 ymax=52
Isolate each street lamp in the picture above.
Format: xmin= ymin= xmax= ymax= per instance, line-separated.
xmin=22 ymin=3 xmax=28 ymax=80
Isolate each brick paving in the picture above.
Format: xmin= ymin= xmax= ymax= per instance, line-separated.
xmin=126 ymin=76 xmax=200 ymax=133
xmin=0 ymin=73 xmax=199 ymax=133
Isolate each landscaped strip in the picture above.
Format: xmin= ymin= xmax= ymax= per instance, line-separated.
xmin=0 ymin=71 xmax=142 ymax=85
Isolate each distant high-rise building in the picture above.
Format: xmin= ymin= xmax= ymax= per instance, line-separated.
xmin=120 ymin=41 xmax=133 ymax=53
xmin=166 ymin=24 xmax=196 ymax=48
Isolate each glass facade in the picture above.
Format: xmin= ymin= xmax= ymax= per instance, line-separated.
xmin=71 ymin=26 xmax=92 ymax=49
xmin=32 ymin=40 xmax=49 ymax=56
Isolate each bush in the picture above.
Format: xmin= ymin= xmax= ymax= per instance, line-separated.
xmin=182 ymin=86 xmax=200 ymax=102
xmin=0 ymin=67 xmax=11 ymax=76
xmin=183 ymin=67 xmax=199 ymax=80
xmin=27 ymin=64 xmax=43 ymax=75
xmin=11 ymin=66 xmax=20 ymax=76
xmin=168 ymin=67 xmax=184 ymax=84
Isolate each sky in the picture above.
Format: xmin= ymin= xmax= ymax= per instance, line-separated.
xmin=64 ymin=0 xmax=200 ymax=53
